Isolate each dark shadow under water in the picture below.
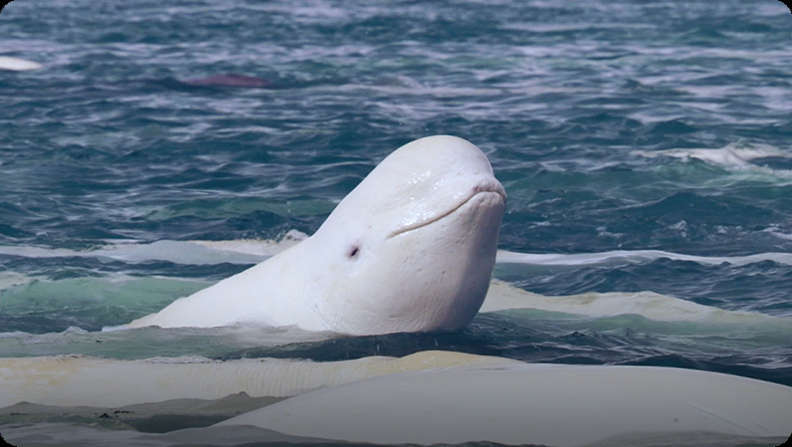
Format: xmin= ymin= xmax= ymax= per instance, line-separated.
xmin=218 ymin=313 xmax=792 ymax=387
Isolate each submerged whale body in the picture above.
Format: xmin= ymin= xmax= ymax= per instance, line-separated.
xmin=124 ymin=136 xmax=506 ymax=335
xmin=222 ymin=362 xmax=792 ymax=446
xmin=0 ymin=353 xmax=790 ymax=447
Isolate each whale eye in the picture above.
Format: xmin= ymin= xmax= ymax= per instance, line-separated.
xmin=347 ymin=245 xmax=360 ymax=259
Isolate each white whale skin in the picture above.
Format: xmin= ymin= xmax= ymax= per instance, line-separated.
xmin=125 ymin=135 xmax=506 ymax=335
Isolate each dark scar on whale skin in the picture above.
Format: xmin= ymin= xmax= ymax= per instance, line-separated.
xmin=181 ymin=73 xmax=274 ymax=88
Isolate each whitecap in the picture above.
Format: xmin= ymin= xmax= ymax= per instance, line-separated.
xmin=496 ymin=248 xmax=792 ymax=267
xmin=0 ymin=230 xmax=308 ymax=266
xmin=482 ymin=279 xmax=792 ymax=326
xmin=631 ymin=142 xmax=792 ymax=170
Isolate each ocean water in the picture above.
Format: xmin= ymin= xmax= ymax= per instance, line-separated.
xmin=1 ymin=0 xmax=792 ymax=445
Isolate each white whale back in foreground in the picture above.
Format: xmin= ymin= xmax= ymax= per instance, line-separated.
xmin=125 ymin=136 xmax=506 ymax=335
xmin=0 ymin=351 xmax=519 ymax=409
xmin=221 ymin=362 xmax=792 ymax=447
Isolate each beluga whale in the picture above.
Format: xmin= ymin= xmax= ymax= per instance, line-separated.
xmin=0 ymin=56 xmax=43 ymax=71
xmin=123 ymin=135 xmax=506 ymax=335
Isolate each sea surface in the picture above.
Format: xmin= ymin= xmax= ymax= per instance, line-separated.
xmin=1 ymin=0 xmax=791 ymax=445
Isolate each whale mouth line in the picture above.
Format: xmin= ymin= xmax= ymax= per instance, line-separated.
xmin=387 ymin=187 xmax=506 ymax=239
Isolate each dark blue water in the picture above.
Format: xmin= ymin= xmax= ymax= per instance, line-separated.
xmin=1 ymin=0 xmax=791 ymax=438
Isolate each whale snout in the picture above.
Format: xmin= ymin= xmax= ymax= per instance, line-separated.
xmin=387 ymin=176 xmax=505 ymax=239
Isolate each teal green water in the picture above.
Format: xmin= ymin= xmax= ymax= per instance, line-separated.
xmin=1 ymin=0 xmax=791 ymax=395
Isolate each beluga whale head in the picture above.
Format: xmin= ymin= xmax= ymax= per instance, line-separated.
xmin=124 ymin=135 xmax=506 ymax=336
xmin=310 ymin=135 xmax=506 ymax=334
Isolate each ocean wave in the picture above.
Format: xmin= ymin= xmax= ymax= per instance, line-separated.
xmin=483 ymin=279 xmax=792 ymax=327
xmin=632 ymin=142 xmax=790 ymax=168
xmin=2 ymin=270 xmax=788 ymax=337
xmin=632 ymin=142 xmax=792 ymax=182
xmin=2 ymin=234 xmax=788 ymax=270
xmin=0 ymin=230 xmax=307 ymax=266
xmin=495 ymin=248 xmax=792 ymax=267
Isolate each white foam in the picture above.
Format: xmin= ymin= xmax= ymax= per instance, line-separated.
xmin=190 ymin=230 xmax=308 ymax=255
xmin=481 ymin=279 xmax=790 ymax=325
xmin=631 ymin=142 xmax=792 ymax=168
xmin=496 ymin=248 xmax=792 ymax=267
xmin=3 ymin=236 xmax=788 ymax=270
xmin=0 ymin=271 xmax=31 ymax=291
xmin=763 ymin=227 xmax=792 ymax=242
xmin=0 ymin=230 xmax=308 ymax=266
